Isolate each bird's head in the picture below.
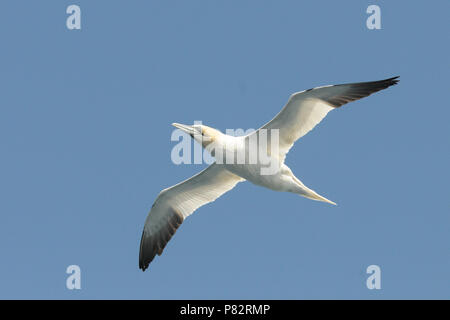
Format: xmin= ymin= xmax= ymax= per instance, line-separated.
xmin=172 ymin=123 xmax=221 ymax=148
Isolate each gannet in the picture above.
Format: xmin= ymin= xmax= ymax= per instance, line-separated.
xmin=139 ymin=76 xmax=399 ymax=271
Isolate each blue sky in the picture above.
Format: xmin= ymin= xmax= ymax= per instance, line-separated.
xmin=0 ymin=1 xmax=449 ymax=299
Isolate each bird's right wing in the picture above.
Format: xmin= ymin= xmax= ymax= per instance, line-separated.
xmin=139 ymin=163 xmax=244 ymax=271
xmin=258 ymin=77 xmax=399 ymax=160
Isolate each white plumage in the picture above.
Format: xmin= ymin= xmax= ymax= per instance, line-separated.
xmin=139 ymin=76 xmax=399 ymax=271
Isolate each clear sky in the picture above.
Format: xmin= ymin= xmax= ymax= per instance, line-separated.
xmin=0 ymin=1 xmax=449 ymax=299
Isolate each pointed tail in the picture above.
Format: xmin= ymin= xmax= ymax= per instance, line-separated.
xmin=292 ymin=176 xmax=337 ymax=205
xmin=302 ymin=190 xmax=337 ymax=206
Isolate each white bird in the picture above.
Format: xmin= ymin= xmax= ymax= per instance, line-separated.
xmin=139 ymin=76 xmax=399 ymax=271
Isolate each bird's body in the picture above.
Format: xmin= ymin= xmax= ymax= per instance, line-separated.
xmin=139 ymin=76 xmax=399 ymax=271
xmin=226 ymin=161 xmax=290 ymax=192
xmin=218 ymin=135 xmax=329 ymax=201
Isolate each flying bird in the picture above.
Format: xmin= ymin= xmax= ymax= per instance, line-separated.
xmin=139 ymin=76 xmax=399 ymax=271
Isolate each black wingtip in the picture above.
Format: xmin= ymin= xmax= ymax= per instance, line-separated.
xmin=138 ymin=230 xmax=151 ymax=272
xmin=383 ymin=76 xmax=400 ymax=86
xmin=138 ymin=208 xmax=184 ymax=272
xmin=370 ymin=75 xmax=400 ymax=92
xmin=139 ymin=263 xmax=149 ymax=272
xmin=354 ymin=75 xmax=400 ymax=91
xmin=139 ymin=258 xmax=149 ymax=272
xmin=374 ymin=76 xmax=399 ymax=84
xmin=324 ymin=76 xmax=400 ymax=108
xmin=379 ymin=76 xmax=400 ymax=89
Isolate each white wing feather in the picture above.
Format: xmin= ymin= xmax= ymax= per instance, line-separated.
xmin=259 ymin=77 xmax=399 ymax=160
xmin=139 ymin=163 xmax=244 ymax=270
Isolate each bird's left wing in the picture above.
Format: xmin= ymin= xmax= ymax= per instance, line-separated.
xmin=258 ymin=77 xmax=399 ymax=160
xmin=139 ymin=163 xmax=244 ymax=271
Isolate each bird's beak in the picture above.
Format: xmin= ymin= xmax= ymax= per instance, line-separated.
xmin=172 ymin=123 xmax=196 ymax=136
